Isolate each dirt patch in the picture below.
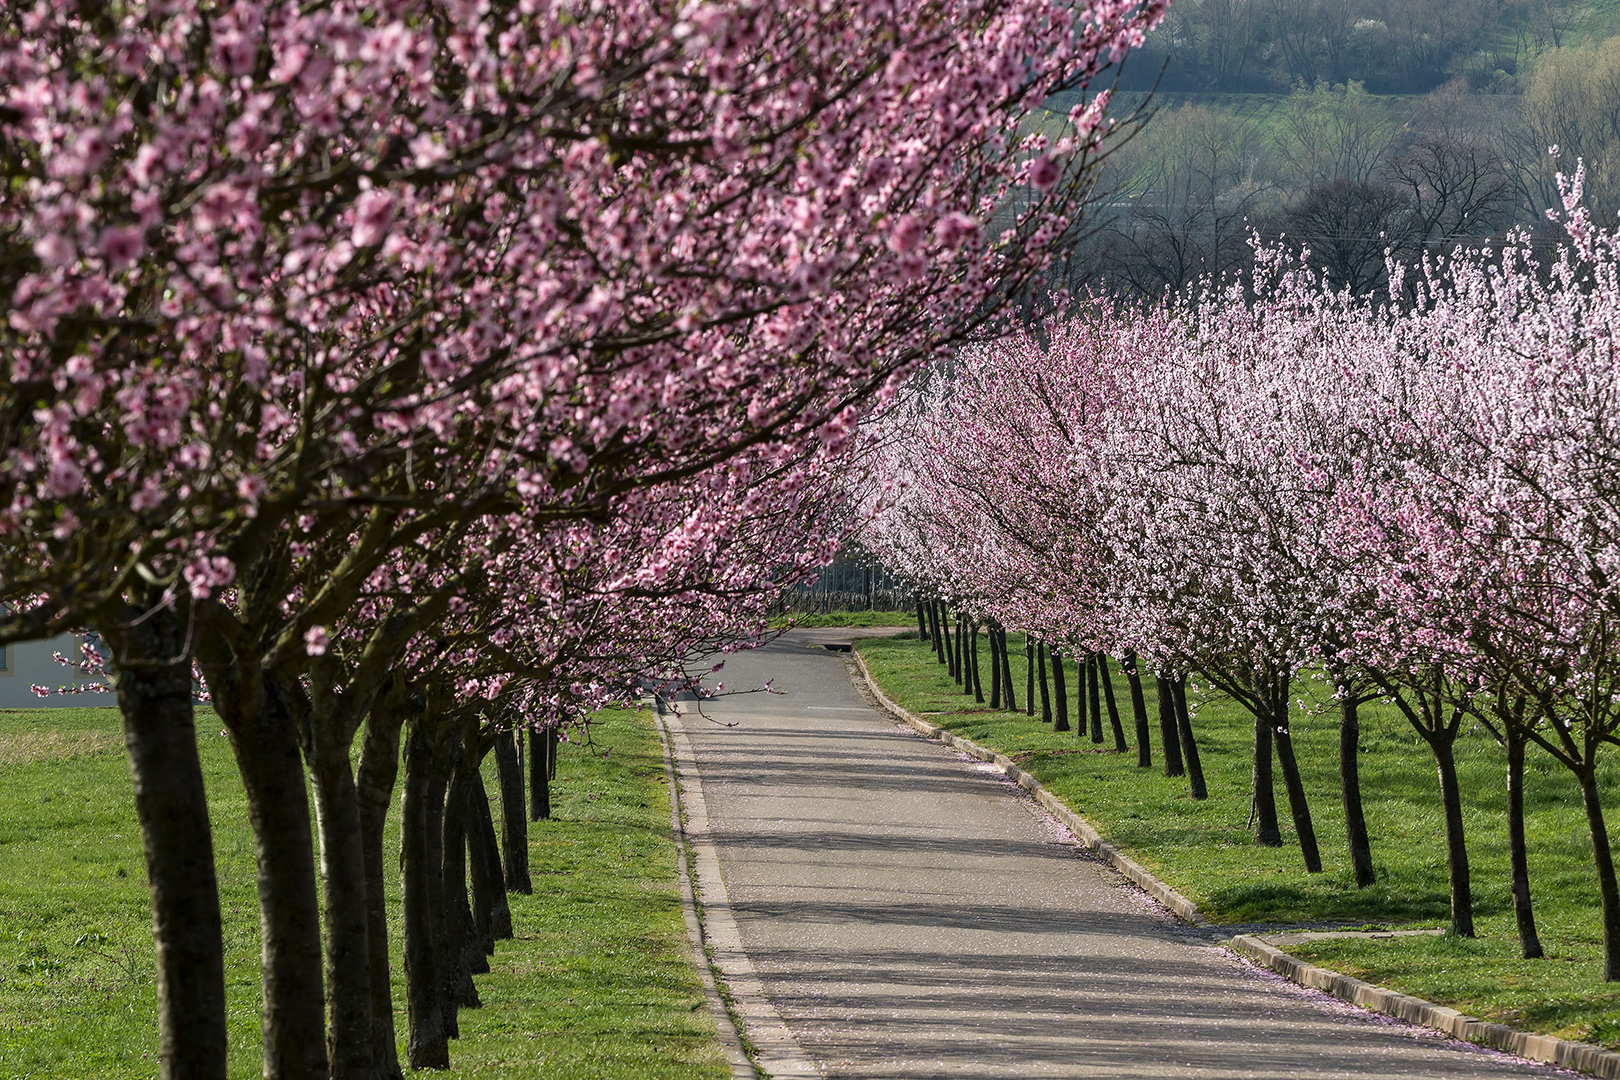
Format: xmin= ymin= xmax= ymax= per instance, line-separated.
xmin=0 ymin=729 xmax=121 ymax=767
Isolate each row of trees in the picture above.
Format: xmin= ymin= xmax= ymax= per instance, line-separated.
xmin=859 ymin=190 xmax=1620 ymax=978
xmin=0 ymin=1 xmax=1169 ymax=1078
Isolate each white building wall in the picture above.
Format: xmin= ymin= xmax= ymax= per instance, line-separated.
xmin=0 ymin=633 xmax=119 ymax=709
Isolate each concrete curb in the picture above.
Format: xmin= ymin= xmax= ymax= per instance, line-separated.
xmin=849 ymin=647 xmax=1207 ymax=926
xmin=658 ymin=711 xmax=822 ymax=1079
xmin=1231 ymin=934 xmax=1620 ymax=1078
xmin=654 ymin=712 xmax=757 ymax=1080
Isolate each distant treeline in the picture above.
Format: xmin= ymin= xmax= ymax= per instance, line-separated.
xmin=1119 ymin=0 xmax=1617 ymax=94
xmin=1049 ymin=34 xmax=1620 ymax=300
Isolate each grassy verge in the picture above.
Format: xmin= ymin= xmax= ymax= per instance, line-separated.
xmin=0 ymin=704 xmax=726 ymax=1080
xmin=856 ymin=633 xmax=1620 ymax=1048
xmin=770 ymin=610 xmax=917 ymax=628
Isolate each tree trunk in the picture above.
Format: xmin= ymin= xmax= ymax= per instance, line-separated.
xmin=1252 ymin=708 xmax=1282 ymax=846
xmin=1001 ymin=629 xmax=1017 ymax=713
xmin=104 ymin=602 xmax=229 ymax=1080
xmin=1268 ymin=689 xmax=1320 ymax=871
xmin=1172 ymin=676 xmax=1205 ymax=800
xmin=1338 ymin=690 xmax=1376 ymax=890
xmin=1504 ymin=724 xmax=1543 ymax=958
xmin=969 ymin=624 xmax=984 ymax=702
xmin=1125 ymin=652 xmax=1151 ymax=768
xmin=1431 ymin=735 xmax=1474 ymax=937
xmin=357 ymin=692 xmax=406 ymax=1080
xmin=1098 ymin=656 xmax=1123 ymax=751
xmin=530 ymin=724 xmax=551 ymax=822
xmin=493 ymin=731 xmax=532 ymax=894
xmin=443 ymin=769 xmax=488 ymax=996
xmin=1089 ymin=655 xmax=1106 ymax=744
xmin=930 ymin=602 xmax=946 ymax=665
xmin=1051 ymin=649 xmax=1070 ymax=732
xmin=400 ymin=709 xmax=449 ymax=1069
xmin=916 ymin=601 xmax=928 ymax=641
xmin=1037 ymin=641 xmax=1053 ymax=724
xmin=468 ymin=767 xmax=513 ymax=942
xmin=1157 ymin=677 xmax=1184 ymax=778
xmin=1578 ymin=768 xmax=1620 ymax=980
xmin=546 ymin=727 xmax=559 ymax=781
xmin=308 ymin=735 xmax=376 ymax=1080
xmin=199 ymin=649 xmax=325 ymax=1080
xmin=1100 ymin=654 xmax=1125 ymax=752
xmin=988 ymin=626 xmax=1003 ymax=710
xmin=1074 ymin=651 xmax=1089 ymax=738
xmin=1025 ymin=639 xmax=1035 ymax=716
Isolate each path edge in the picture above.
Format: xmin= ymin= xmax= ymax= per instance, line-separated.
xmin=1230 ymin=934 xmax=1620 ymax=1078
xmin=654 ymin=710 xmax=757 ymax=1079
xmin=656 ymin=710 xmax=822 ymax=1079
xmin=848 ymin=646 xmax=1207 ymax=926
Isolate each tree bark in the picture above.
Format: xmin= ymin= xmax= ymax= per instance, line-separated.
xmin=1578 ymin=768 xmax=1620 ymax=980
xmin=400 ymin=707 xmax=449 ymax=1069
xmin=197 ymin=639 xmax=325 ymax=1080
xmin=1432 ymin=736 xmax=1475 ymax=937
xmin=1100 ymin=654 xmax=1126 ymax=752
xmin=1338 ymin=689 xmax=1376 ymax=889
xmin=1268 ymin=691 xmax=1320 ymax=871
xmin=1051 ymin=649 xmax=1071 ymax=732
xmin=1098 ymin=655 xmax=1123 ymax=751
xmin=1037 ymin=641 xmax=1053 ymax=724
xmin=930 ymin=602 xmax=946 ymax=665
xmin=1172 ymin=676 xmax=1205 ymax=800
xmin=916 ymin=601 xmax=928 ymax=641
xmin=1025 ymin=639 xmax=1035 ymax=716
xmin=357 ymin=690 xmax=405 ymax=1080
xmin=468 ymin=766 xmax=513 ymax=942
xmin=1125 ymin=651 xmax=1151 ymax=768
xmin=1504 ymin=723 xmax=1543 ymax=958
xmin=1252 ymin=707 xmax=1282 ymax=846
xmin=969 ymin=624 xmax=984 ymax=702
xmin=1000 ymin=628 xmax=1017 ymax=712
xmin=442 ymin=768 xmax=488 ymax=991
xmin=988 ymin=625 xmax=1003 ymax=709
xmin=493 ymin=731 xmax=532 ymax=894
xmin=1074 ymin=651 xmax=1089 ymax=737
xmin=1157 ymin=676 xmax=1185 ymax=778
xmin=530 ymin=724 xmax=551 ymax=821
xmin=104 ymin=601 xmax=229 ymax=1080
xmin=1089 ymin=655 xmax=1106 ymax=744
xmin=307 ymin=733 xmax=376 ymax=1080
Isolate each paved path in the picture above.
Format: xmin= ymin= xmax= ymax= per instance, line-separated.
xmin=679 ymin=636 xmax=1572 ymax=1079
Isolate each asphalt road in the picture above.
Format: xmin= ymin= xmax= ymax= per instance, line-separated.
xmin=679 ymin=634 xmax=1573 ymax=1080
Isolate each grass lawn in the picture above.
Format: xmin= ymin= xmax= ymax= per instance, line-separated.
xmin=0 ymin=704 xmax=726 ymax=1080
xmin=857 ymin=632 xmax=1620 ymax=1049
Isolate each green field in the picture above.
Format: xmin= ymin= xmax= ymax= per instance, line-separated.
xmin=0 ymin=705 xmax=726 ymax=1079
xmin=769 ymin=609 xmax=917 ymax=628
xmin=857 ymin=632 xmax=1620 ymax=1048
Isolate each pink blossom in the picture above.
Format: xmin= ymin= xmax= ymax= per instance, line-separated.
xmin=1029 ymin=154 xmax=1061 ymax=191
xmin=99 ymin=226 xmax=145 ymax=270
xmin=33 ymin=234 xmax=76 ymax=268
xmin=887 ymin=215 xmax=925 ymax=254
xmin=304 ymin=626 xmax=330 ymax=656
xmin=351 ymin=189 xmax=396 ymax=248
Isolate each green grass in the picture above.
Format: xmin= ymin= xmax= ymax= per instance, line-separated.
xmin=857 ymin=633 xmax=1620 ymax=1048
xmin=0 ymin=705 xmax=726 ymax=1079
xmin=770 ymin=609 xmax=917 ymax=628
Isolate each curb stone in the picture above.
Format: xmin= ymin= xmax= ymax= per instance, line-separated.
xmin=657 ymin=710 xmax=823 ymax=1079
xmin=848 ymin=646 xmax=1207 ymax=926
xmin=846 ymin=646 xmax=1620 ymax=1079
xmin=1231 ymin=934 xmax=1620 ymax=1078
